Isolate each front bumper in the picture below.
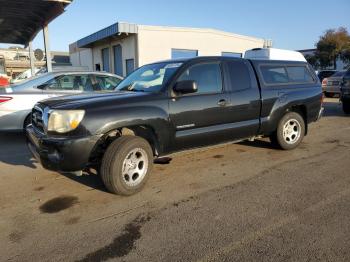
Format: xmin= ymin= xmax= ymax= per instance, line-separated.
xmin=26 ymin=125 xmax=101 ymax=172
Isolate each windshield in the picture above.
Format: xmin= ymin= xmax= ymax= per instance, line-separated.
xmin=116 ymin=62 xmax=183 ymax=93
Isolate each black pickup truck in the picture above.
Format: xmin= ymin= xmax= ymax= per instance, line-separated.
xmin=27 ymin=57 xmax=323 ymax=195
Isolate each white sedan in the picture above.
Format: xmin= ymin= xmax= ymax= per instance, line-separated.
xmin=0 ymin=71 xmax=122 ymax=131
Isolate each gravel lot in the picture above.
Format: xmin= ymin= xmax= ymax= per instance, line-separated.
xmin=1 ymin=98 xmax=349 ymax=262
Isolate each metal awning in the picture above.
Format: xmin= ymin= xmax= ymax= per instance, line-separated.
xmin=0 ymin=0 xmax=72 ymax=46
xmin=77 ymin=22 xmax=138 ymax=48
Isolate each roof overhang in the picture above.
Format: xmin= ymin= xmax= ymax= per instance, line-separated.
xmin=0 ymin=0 xmax=72 ymax=46
xmin=77 ymin=22 xmax=138 ymax=48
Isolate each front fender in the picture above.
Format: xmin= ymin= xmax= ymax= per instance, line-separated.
xmin=83 ymin=105 xmax=172 ymax=154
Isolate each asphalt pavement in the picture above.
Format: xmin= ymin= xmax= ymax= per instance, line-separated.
xmin=0 ymin=98 xmax=349 ymax=262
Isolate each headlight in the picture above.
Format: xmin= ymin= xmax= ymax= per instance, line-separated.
xmin=47 ymin=110 xmax=85 ymax=133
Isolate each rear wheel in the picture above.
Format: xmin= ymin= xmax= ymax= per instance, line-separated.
xmin=100 ymin=136 xmax=153 ymax=196
xmin=270 ymin=112 xmax=305 ymax=150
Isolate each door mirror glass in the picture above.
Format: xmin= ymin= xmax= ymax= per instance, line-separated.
xmin=174 ymin=80 xmax=198 ymax=94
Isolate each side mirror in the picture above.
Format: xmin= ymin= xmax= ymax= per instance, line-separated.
xmin=173 ymin=80 xmax=198 ymax=95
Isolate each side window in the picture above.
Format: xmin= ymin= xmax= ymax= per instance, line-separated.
xmin=171 ymin=49 xmax=198 ymax=59
xmin=222 ymin=52 xmax=242 ymax=58
xmin=44 ymin=75 xmax=89 ymax=91
xmin=261 ymin=66 xmax=289 ymax=84
xmin=286 ymin=66 xmax=314 ymax=83
xmin=226 ymin=61 xmax=251 ymax=91
xmin=95 ymin=76 xmax=122 ymax=91
xmin=43 ymin=77 xmax=61 ymax=90
xmin=177 ymin=63 xmax=223 ymax=94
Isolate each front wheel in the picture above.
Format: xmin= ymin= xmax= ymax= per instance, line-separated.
xmin=270 ymin=112 xmax=305 ymax=150
xmin=100 ymin=136 xmax=153 ymax=196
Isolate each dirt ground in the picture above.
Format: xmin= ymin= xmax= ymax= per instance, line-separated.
xmin=1 ymin=98 xmax=349 ymax=262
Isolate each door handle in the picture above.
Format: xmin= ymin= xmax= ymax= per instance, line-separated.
xmin=218 ymin=99 xmax=228 ymax=107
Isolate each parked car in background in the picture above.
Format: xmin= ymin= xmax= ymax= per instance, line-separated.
xmin=317 ymin=70 xmax=337 ymax=82
xmin=322 ymin=71 xmax=346 ymax=97
xmin=27 ymin=57 xmax=323 ymax=195
xmin=0 ymin=55 xmax=9 ymax=87
xmin=10 ymin=68 xmax=41 ymax=84
xmin=340 ymin=69 xmax=350 ymax=114
xmin=0 ymin=71 xmax=122 ymax=131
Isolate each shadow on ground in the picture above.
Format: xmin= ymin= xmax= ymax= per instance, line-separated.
xmin=0 ymin=133 xmax=37 ymax=169
xmin=322 ymin=99 xmax=348 ymax=118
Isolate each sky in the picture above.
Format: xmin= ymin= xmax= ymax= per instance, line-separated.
xmin=1 ymin=0 xmax=350 ymax=52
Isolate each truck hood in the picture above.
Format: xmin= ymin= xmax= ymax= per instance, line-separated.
xmin=40 ymin=91 xmax=148 ymax=109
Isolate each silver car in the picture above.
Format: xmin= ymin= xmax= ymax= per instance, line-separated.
xmin=0 ymin=71 xmax=122 ymax=131
xmin=322 ymin=71 xmax=346 ymax=97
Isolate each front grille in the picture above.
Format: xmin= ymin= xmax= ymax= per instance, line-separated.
xmin=32 ymin=105 xmax=44 ymax=133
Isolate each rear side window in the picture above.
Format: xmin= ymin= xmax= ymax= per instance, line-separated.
xmin=226 ymin=61 xmax=251 ymax=91
xmin=286 ymin=66 xmax=314 ymax=83
xmin=261 ymin=65 xmax=314 ymax=85
xmin=261 ymin=66 xmax=289 ymax=84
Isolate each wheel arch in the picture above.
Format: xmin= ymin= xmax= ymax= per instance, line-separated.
xmin=88 ymin=124 xmax=162 ymax=168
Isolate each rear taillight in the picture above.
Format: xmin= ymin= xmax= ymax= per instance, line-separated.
xmin=0 ymin=96 xmax=12 ymax=104
xmin=322 ymin=78 xmax=328 ymax=86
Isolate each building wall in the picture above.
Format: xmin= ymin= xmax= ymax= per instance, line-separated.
xmin=71 ymin=35 xmax=137 ymax=76
xmin=70 ymin=25 xmax=266 ymax=76
xmin=137 ymin=25 xmax=265 ymax=66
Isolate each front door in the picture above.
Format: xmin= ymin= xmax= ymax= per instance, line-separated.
xmin=169 ymin=61 xmax=232 ymax=150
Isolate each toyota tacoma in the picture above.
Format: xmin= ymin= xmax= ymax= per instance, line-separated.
xmin=27 ymin=57 xmax=323 ymax=195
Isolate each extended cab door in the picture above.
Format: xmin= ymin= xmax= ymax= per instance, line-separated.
xmin=222 ymin=59 xmax=261 ymax=138
xmin=169 ymin=60 xmax=233 ymax=150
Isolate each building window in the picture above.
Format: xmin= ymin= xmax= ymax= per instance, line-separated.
xmin=113 ymin=45 xmax=123 ymax=76
xmin=126 ymin=59 xmax=135 ymax=76
xmin=171 ymin=49 xmax=198 ymax=59
xmin=102 ymin=48 xmax=110 ymax=72
xmin=222 ymin=52 xmax=242 ymax=58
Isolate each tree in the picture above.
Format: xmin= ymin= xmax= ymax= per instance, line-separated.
xmin=305 ymin=54 xmax=319 ymax=69
xmin=315 ymin=27 xmax=350 ymax=69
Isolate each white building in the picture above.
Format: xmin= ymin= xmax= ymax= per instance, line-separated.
xmin=70 ymin=22 xmax=270 ymax=77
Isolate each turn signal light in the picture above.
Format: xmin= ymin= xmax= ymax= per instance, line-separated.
xmin=0 ymin=96 xmax=12 ymax=104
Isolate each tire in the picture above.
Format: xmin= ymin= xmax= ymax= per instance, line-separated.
xmin=270 ymin=112 xmax=305 ymax=150
xmin=100 ymin=136 xmax=153 ymax=196
xmin=343 ymin=101 xmax=350 ymax=114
